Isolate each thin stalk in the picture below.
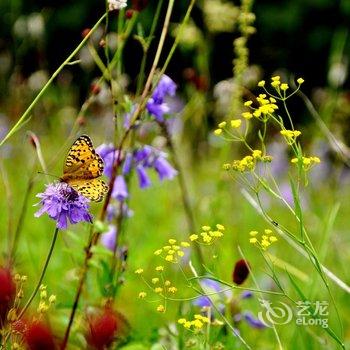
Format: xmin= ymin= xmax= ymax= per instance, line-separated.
xmin=18 ymin=227 xmax=59 ymax=319
xmin=0 ymin=13 xmax=107 ymax=147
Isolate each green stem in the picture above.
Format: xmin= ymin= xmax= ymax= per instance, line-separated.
xmin=0 ymin=13 xmax=107 ymax=147
xmin=18 ymin=227 xmax=59 ymax=319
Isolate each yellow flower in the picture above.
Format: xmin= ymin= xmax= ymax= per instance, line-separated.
xmin=155 ymin=265 xmax=164 ymax=272
xmin=154 ymin=287 xmax=163 ymax=293
xmin=216 ymin=224 xmax=225 ymax=231
xmin=271 ymin=80 xmax=281 ymax=88
xmin=154 ymin=249 xmax=162 ymax=255
xmin=242 ymin=112 xmax=253 ymax=119
xmin=184 ymin=321 xmax=192 ymax=328
xmin=165 ymin=255 xmax=174 ymax=262
xmin=214 ymin=129 xmax=222 ymax=135
xmin=168 ymin=287 xmax=178 ymax=293
xmin=203 ymin=235 xmax=212 ymax=243
xmin=249 ymin=230 xmax=258 ymax=236
xmin=269 ymin=236 xmax=278 ymax=242
xmin=271 ymin=75 xmax=280 ymax=81
xmin=258 ymin=80 xmax=265 ymax=87
xmin=138 ymin=292 xmax=147 ymax=299
xmin=177 ymin=251 xmax=185 ymax=257
xmin=181 ymin=241 xmax=190 ymax=247
xmin=252 ymin=150 xmax=262 ymax=159
xmin=264 ymin=229 xmax=272 ymax=235
xmin=164 ymin=280 xmax=171 ymax=286
xmin=190 ymin=234 xmax=199 ymax=241
xmin=218 ymin=121 xmax=227 ymax=128
xmin=163 ymin=245 xmax=171 ymax=251
xmin=157 ymin=305 xmax=165 ymax=313
xmin=169 ymin=239 xmax=177 ymax=244
xmin=297 ymin=77 xmax=304 ymax=84
xmin=202 ymin=225 xmax=211 ymax=231
xmin=244 ymin=100 xmax=253 ymax=106
xmin=223 ymin=163 xmax=231 ymax=170
xmin=49 ymin=295 xmax=56 ymax=304
xmin=230 ymin=119 xmax=242 ymax=128
xmin=178 ymin=318 xmax=186 ymax=324
xmin=280 ymin=83 xmax=289 ymax=91
xmin=152 ymin=278 xmax=159 ymax=284
xmin=135 ymin=268 xmax=144 ymax=274
xmin=249 ymin=237 xmax=258 ymax=244
xmin=192 ymin=319 xmax=204 ymax=329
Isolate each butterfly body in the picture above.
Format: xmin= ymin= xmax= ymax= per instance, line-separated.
xmin=61 ymin=135 xmax=108 ymax=202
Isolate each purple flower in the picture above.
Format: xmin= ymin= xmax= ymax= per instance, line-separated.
xmin=240 ymin=291 xmax=253 ymax=299
xmin=111 ymin=175 xmax=128 ymax=201
xmin=122 ymin=153 xmax=133 ymax=175
xmin=136 ymin=165 xmax=151 ymax=188
xmin=154 ymin=157 xmax=177 ymax=180
xmin=242 ymin=311 xmax=266 ymax=329
xmin=34 ymin=182 xmax=92 ymax=230
xmin=146 ymin=75 xmax=177 ymax=122
xmin=96 ymin=144 xmax=120 ymax=178
xmin=101 ymin=225 xmax=117 ymax=251
xmin=193 ymin=278 xmax=232 ymax=312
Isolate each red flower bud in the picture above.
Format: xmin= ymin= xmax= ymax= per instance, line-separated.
xmin=232 ymin=259 xmax=250 ymax=285
xmin=0 ymin=268 xmax=16 ymax=323
xmin=90 ymin=83 xmax=101 ymax=95
xmin=23 ymin=321 xmax=57 ymax=350
xmin=86 ymin=308 xmax=118 ymax=350
xmin=125 ymin=9 xmax=134 ymax=19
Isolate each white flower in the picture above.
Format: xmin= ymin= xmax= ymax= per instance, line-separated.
xmin=108 ymin=0 xmax=127 ymax=11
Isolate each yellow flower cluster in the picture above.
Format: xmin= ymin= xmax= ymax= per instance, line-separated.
xmin=189 ymin=224 xmax=225 ymax=245
xmin=223 ymin=150 xmax=272 ymax=173
xmin=258 ymin=76 xmax=304 ymax=95
xmin=249 ymin=229 xmax=278 ymax=250
xmin=242 ymin=94 xmax=278 ymax=120
xmin=153 ymin=238 xmax=190 ymax=263
xmin=178 ymin=314 xmax=210 ymax=331
xmin=291 ymin=156 xmax=321 ymax=170
xmin=37 ymin=284 xmax=56 ymax=314
xmin=214 ymin=119 xmax=242 ymax=135
xmin=280 ymin=129 xmax=301 ymax=144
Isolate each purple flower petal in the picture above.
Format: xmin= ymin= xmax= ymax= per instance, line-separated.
xmin=154 ymin=157 xmax=177 ymax=180
xmin=243 ymin=311 xmax=266 ymax=329
xmin=136 ymin=165 xmax=151 ymax=188
xmin=101 ymin=225 xmax=117 ymax=251
xmin=111 ymin=175 xmax=128 ymax=201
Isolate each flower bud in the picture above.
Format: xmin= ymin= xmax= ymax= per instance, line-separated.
xmin=232 ymin=259 xmax=250 ymax=285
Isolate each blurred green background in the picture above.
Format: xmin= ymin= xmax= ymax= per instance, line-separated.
xmin=0 ymin=0 xmax=350 ymax=349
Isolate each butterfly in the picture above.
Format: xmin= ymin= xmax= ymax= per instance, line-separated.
xmin=60 ymin=135 xmax=109 ymax=202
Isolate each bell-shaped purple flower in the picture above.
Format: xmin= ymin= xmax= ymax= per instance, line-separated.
xmin=111 ymin=175 xmax=128 ymax=201
xmin=152 ymin=75 xmax=177 ymax=101
xmin=96 ymin=144 xmax=120 ymax=178
xmin=242 ymin=311 xmax=266 ymax=329
xmin=122 ymin=153 xmax=133 ymax=175
xmin=136 ymin=165 xmax=151 ymax=188
xmin=34 ymin=182 xmax=93 ymax=230
xmin=154 ymin=157 xmax=177 ymax=180
xmin=146 ymin=75 xmax=177 ymax=122
xmin=101 ymin=225 xmax=118 ymax=251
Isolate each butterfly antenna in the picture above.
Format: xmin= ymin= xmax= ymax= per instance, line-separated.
xmin=37 ymin=171 xmax=60 ymax=179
